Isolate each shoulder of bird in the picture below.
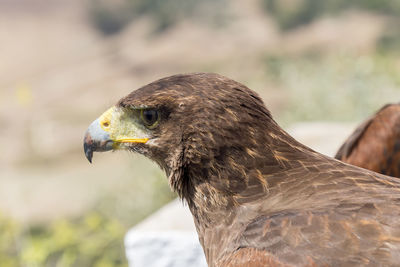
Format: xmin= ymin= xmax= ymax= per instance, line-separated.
xmin=335 ymin=103 xmax=400 ymax=177
xmin=211 ymin=160 xmax=400 ymax=266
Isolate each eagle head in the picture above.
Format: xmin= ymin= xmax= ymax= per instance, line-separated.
xmin=84 ymin=73 xmax=276 ymax=200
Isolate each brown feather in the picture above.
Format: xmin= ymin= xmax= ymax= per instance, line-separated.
xmin=336 ymin=103 xmax=400 ymax=177
xmin=219 ymin=248 xmax=290 ymax=267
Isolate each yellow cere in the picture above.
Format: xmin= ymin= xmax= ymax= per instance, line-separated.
xmin=99 ymin=107 xmax=149 ymax=144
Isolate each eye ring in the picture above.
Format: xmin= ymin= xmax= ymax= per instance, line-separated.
xmin=140 ymin=109 xmax=160 ymax=128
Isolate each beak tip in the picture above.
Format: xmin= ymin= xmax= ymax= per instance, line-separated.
xmin=84 ymin=145 xmax=93 ymax=164
xmin=84 ymin=137 xmax=94 ymax=164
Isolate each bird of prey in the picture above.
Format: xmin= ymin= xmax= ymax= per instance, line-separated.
xmin=84 ymin=73 xmax=400 ymax=266
xmin=336 ymin=103 xmax=400 ymax=178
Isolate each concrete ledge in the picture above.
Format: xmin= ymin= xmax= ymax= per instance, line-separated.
xmin=125 ymin=199 xmax=206 ymax=267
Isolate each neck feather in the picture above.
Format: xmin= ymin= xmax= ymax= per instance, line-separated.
xmin=174 ymin=121 xmax=316 ymax=226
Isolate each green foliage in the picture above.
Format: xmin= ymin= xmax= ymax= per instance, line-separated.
xmin=88 ymin=0 xmax=226 ymax=35
xmin=262 ymin=0 xmax=400 ymax=30
xmin=88 ymin=0 xmax=137 ymax=35
xmin=263 ymin=53 xmax=400 ymax=125
xmin=0 ymin=213 xmax=127 ymax=267
xmin=130 ymin=0 xmax=203 ymax=32
xmin=377 ymin=21 xmax=400 ymax=53
xmin=0 ymin=156 xmax=176 ymax=266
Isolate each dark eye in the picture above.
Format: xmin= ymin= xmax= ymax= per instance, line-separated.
xmin=140 ymin=109 xmax=159 ymax=128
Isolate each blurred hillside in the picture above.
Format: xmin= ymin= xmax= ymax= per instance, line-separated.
xmin=1 ymin=0 xmax=400 ymax=265
xmin=2 ymin=0 xmax=400 ymax=169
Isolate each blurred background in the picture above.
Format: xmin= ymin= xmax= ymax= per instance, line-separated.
xmin=1 ymin=0 xmax=400 ymax=266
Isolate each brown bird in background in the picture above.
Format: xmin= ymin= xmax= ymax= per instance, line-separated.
xmin=84 ymin=73 xmax=400 ymax=266
xmin=336 ymin=104 xmax=400 ymax=178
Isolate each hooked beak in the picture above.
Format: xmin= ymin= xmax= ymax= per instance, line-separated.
xmin=83 ymin=107 xmax=149 ymax=163
xmin=83 ymin=118 xmax=114 ymax=163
